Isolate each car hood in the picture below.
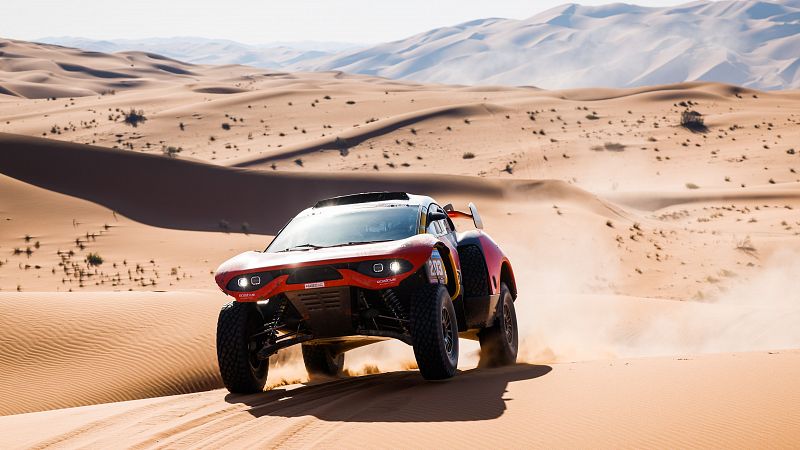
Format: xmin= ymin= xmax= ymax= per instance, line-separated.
xmin=215 ymin=233 xmax=438 ymax=278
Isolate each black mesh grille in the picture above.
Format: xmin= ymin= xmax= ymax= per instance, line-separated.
xmin=285 ymin=265 xmax=343 ymax=284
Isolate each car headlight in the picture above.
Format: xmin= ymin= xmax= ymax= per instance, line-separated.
xmin=356 ymin=259 xmax=413 ymax=278
xmin=226 ymin=271 xmax=274 ymax=291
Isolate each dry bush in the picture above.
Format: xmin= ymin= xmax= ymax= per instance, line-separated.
xmin=86 ymin=253 xmax=103 ymax=266
xmin=680 ymin=110 xmax=706 ymax=132
xmin=122 ymin=108 xmax=146 ymax=127
xmin=162 ymin=146 xmax=182 ymax=158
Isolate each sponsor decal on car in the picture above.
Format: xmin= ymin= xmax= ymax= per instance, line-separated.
xmin=238 ymin=292 xmax=256 ymax=298
xmin=376 ymin=277 xmax=397 ymax=284
xmin=304 ymin=281 xmax=325 ymax=289
xmin=426 ymin=249 xmax=447 ymax=284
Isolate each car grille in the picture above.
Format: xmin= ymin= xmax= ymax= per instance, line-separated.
xmin=284 ymin=286 xmax=353 ymax=337
xmin=285 ymin=265 xmax=343 ymax=284
xmin=294 ymin=288 xmax=343 ymax=312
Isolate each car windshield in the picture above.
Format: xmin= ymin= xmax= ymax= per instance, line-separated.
xmin=266 ymin=206 xmax=420 ymax=253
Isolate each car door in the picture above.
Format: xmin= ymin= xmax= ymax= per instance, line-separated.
xmin=427 ymin=203 xmax=463 ymax=294
xmin=427 ymin=203 xmax=459 ymax=253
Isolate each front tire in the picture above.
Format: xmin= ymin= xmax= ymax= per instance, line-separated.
xmin=410 ymin=284 xmax=459 ymax=380
xmin=302 ymin=344 xmax=345 ymax=379
xmin=216 ymin=301 xmax=269 ymax=394
xmin=478 ymin=283 xmax=518 ymax=367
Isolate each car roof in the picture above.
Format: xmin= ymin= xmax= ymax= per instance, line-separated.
xmin=291 ymin=192 xmax=435 ymax=218
xmin=312 ymin=192 xmax=435 ymax=209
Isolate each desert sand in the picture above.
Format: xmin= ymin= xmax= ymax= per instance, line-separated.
xmin=1 ymin=38 xmax=800 ymax=447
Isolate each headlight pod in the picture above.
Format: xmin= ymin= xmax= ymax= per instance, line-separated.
xmin=356 ymin=259 xmax=413 ymax=278
xmin=226 ymin=271 xmax=274 ymax=292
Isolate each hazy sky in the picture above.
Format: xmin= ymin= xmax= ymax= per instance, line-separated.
xmin=9 ymin=0 xmax=692 ymax=44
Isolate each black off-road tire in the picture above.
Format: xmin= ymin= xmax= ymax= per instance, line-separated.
xmin=478 ymin=283 xmax=519 ymax=368
xmin=302 ymin=344 xmax=345 ymax=379
xmin=410 ymin=283 xmax=459 ymax=380
xmin=459 ymin=245 xmax=490 ymax=296
xmin=216 ymin=301 xmax=269 ymax=394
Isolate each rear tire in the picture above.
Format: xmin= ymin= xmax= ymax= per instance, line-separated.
xmin=478 ymin=283 xmax=518 ymax=367
xmin=216 ymin=301 xmax=269 ymax=394
xmin=302 ymin=344 xmax=345 ymax=379
xmin=410 ymin=284 xmax=459 ymax=380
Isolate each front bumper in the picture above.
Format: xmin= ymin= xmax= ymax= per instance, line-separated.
xmin=226 ymin=265 xmax=414 ymax=302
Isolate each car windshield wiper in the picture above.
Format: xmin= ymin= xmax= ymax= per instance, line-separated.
xmin=325 ymin=239 xmax=394 ymax=248
xmin=278 ymin=243 xmax=326 ymax=252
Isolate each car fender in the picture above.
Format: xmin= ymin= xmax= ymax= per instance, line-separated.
xmin=456 ymin=230 xmax=515 ymax=298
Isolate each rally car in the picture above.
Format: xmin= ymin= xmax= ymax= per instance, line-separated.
xmin=214 ymin=192 xmax=518 ymax=393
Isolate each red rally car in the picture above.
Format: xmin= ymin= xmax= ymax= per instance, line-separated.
xmin=214 ymin=192 xmax=518 ymax=393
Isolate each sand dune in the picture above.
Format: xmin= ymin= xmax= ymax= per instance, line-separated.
xmin=227 ymin=102 xmax=502 ymax=168
xmin=3 ymin=132 xmax=800 ymax=418
xmin=3 ymin=40 xmax=797 ymax=196
xmin=0 ymin=132 xmax=503 ymax=234
xmin=0 ymin=39 xmax=203 ymax=98
xmin=2 ymin=352 xmax=799 ymax=448
xmin=2 ymin=37 xmax=800 ymax=447
xmin=0 ymin=291 xmax=223 ymax=416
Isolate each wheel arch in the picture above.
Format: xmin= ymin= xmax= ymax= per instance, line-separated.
xmin=433 ymin=241 xmax=461 ymax=300
xmin=500 ymin=260 xmax=517 ymax=300
xmin=456 ymin=230 xmax=510 ymax=297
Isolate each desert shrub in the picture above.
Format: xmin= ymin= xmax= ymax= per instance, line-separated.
xmin=462 ymin=152 xmax=476 ymax=159
xmin=221 ymin=122 xmax=231 ymax=130
xmin=680 ymin=110 xmax=705 ymax=131
xmin=162 ymin=146 xmax=182 ymax=157
xmin=122 ymin=108 xmax=147 ymax=127
xmin=86 ymin=252 xmax=103 ymax=266
xmin=685 ymin=182 xmax=700 ymax=189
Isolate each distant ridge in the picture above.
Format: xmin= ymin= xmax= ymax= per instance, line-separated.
xmin=36 ymin=36 xmax=361 ymax=69
xmin=32 ymin=0 xmax=800 ymax=90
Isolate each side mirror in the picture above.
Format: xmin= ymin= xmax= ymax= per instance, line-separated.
xmin=468 ymin=202 xmax=483 ymax=229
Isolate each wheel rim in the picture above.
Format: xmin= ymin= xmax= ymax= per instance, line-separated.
xmin=248 ymin=340 xmax=263 ymax=372
xmin=442 ymin=307 xmax=455 ymax=356
xmin=502 ymin=301 xmax=514 ymax=345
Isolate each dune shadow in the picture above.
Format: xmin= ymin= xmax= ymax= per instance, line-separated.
xmin=225 ymin=364 xmax=551 ymax=423
xmin=0 ymin=133 xmax=501 ymax=235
